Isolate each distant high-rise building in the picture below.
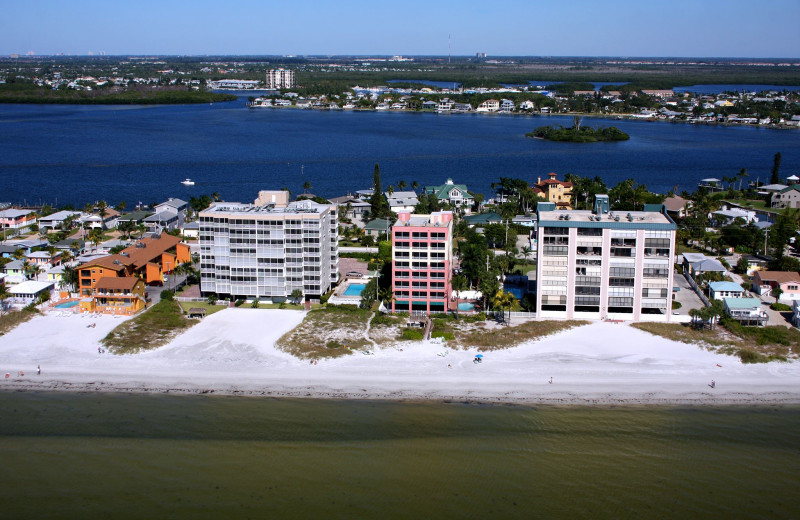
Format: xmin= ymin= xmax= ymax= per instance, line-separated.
xmin=476 ymin=52 xmax=487 ymax=59
xmin=266 ymin=69 xmax=295 ymax=89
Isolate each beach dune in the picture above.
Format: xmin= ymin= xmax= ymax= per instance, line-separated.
xmin=1 ymin=309 xmax=798 ymax=404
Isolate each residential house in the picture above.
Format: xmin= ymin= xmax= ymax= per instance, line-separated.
xmin=752 ymin=271 xmax=800 ymax=303
xmin=422 ymin=100 xmax=438 ymax=110
xmin=0 ymin=209 xmax=37 ymax=231
xmin=463 ymin=212 xmax=503 ymax=228
xmin=535 ymin=197 xmax=676 ymax=321
xmin=144 ymin=198 xmax=188 ymax=233
xmin=711 ymin=207 xmax=757 ymax=226
xmin=500 ymin=99 xmax=515 ymax=112
xmin=532 ymin=172 xmax=574 ymax=209
xmin=723 ymin=297 xmax=768 ymax=326
xmin=45 ymin=264 xmax=66 ymax=288
xmin=117 ymin=210 xmax=154 ymax=227
xmin=8 ymin=280 xmax=55 ymax=306
xmin=437 ymin=98 xmax=454 ymax=112
xmin=771 ymin=184 xmax=800 ymax=209
xmin=682 ymin=253 xmax=727 ymax=277
xmin=364 ymin=218 xmax=391 ymax=238
xmin=740 ymin=254 xmax=773 ymax=275
xmin=642 ymin=90 xmax=675 ymax=99
xmin=79 ymin=276 xmax=146 ymax=316
xmin=519 ymin=100 xmax=536 ymax=111
xmin=662 ymin=195 xmax=689 ymax=220
xmin=2 ymin=260 xmax=27 ymax=286
xmin=476 ymin=99 xmax=500 ymax=112
xmin=708 ymin=281 xmax=746 ymax=300
xmin=330 ymin=195 xmax=372 ymax=220
xmin=25 ymin=250 xmax=62 ymax=270
xmin=424 ymin=179 xmax=474 ymax=210
xmin=38 ymin=210 xmax=84 ymax=230
xmin=391 ymin=210 xmax=453 ymax=314
xmin=385 ymin=191 xmax=419 ymax=214
xmin=452 ymin=103 xmax=472 ymax=112
xmin=181 ymin=222 xmax=200 ymax=239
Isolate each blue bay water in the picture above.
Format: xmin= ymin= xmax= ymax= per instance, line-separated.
xmin=0 ymin=392 xmax=798 ymax=520
xmin=0 ymin=98 xmax=798 ymax=207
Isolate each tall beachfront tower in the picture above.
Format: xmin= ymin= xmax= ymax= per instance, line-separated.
xmin=535 ymin=195 xmax=676 ymax=322
xmin=391 ymin=211 xmax=453 ymax=314
xmin=199 ymin=191 xmax=338 ymax=303
xmin=266 ymin=69 xmax=295 ymax=89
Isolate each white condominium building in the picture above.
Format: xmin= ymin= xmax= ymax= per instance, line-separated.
xmin=199 ymin=191 xmax=338 ymax=302
xmin=536 ymin=195 xmax=676 ymax=322
xmin=266 ymin=68 xmax=295 ymax=89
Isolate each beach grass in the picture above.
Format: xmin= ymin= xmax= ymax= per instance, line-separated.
xmin=632 ymin=322 xmax=797 ymax=362
xmin=453 ymin=319 xmax=589 ymax=350
xmin=102 ymin=300 xmax=196 ymax=354
xmin=0 ymin=307 xmax=39 ymax=336
xmin=276 ymin=306 xmax=372 ymax=359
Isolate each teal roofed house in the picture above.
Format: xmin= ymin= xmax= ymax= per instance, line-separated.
xmin=425 ymin=179 xmax=474 ymax=210
xmin=364 ymin=218 xmax=391 ymax=237
xmin=463 ymin=212 xmax=502 ymax=227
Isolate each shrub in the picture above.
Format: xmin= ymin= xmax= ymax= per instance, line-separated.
xmin=771 ymin=303 xmax=792 ymax=311
xmin=431 ymin=331 xmax=455 ymax=341
xmin=738 ymin=348 xmax=769 ymax=363
xmin=402 ymin=329 xmax=424 ymax=341
xmin=234 ymin=299 xmax=244 ymax=307
xmin=326 ymin=340 xmax=345 ymax=349
xmin=672 ymin=301 xmax=682 ymax=310
xmin=160 ymin=289 xmax=175 ymax=301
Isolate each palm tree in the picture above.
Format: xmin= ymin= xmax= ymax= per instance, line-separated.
xmin=397 ymin=180 xmax=407 ymax=191
xmin=211 ymin=192 xmax=221 ymax=202
xmin=302 ymin=181 xmax=311 ymax=194
xmin=738 ymin=168 xmax=749 ymax=192
xmin=491 ymin=290 xmax=515 ymax=325
xmin=412 ymin=180 xmax=419 ymax=191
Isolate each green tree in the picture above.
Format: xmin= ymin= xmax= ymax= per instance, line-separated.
xmin=770 ymin=152 xmax=782 ymax=185
xmin=491 ymin=290 xmax=516 ymax=324
xmin=368 ymin=163 xmax=390 ymax=220
xmin=61 ymin=265 xmax=79 ymax=292
xmin=302 ymin=181 xmax=312 ymax=193
xmin=290 ymin=289 xmax=304 ymax=305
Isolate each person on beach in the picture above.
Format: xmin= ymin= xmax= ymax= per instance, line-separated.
xmin=549 ymin=377 xmax=553 ymax=384
xmin=710 ymin=380 xmax=716 ymax=389
xmin=37 ymin=365 xmax=41 ymax=375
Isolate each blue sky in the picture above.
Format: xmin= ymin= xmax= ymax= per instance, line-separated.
xmin=2 ymin=0 xmax=799 ymax=57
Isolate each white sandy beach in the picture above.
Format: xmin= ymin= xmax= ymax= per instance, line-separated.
xmin=1 ymin=308 xmax=799 ymax=405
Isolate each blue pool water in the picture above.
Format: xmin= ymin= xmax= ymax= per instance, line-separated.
xmin=504 ymin=286 xmax=526 ymax=299
xmin=457 ymin=303 xmax=475 ymax=312
xmin=54 ymin=301 xmax=79 ymax=309
xmin=343 ymin=283 xmax=366 ymax=296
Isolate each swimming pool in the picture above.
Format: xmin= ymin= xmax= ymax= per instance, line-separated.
xmin=457 ymin=303 xmax=475 ymax=312
xmin=504 ymin=286 xmax=526 ymax=299
xmin=343 ymin=283 xmax=367 ymax=297
xmin=54 ymin=301 xmax=79 ymax=309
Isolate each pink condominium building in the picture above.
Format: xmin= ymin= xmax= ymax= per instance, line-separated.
xmin=391 ymin=211 xmax=454 ymax=314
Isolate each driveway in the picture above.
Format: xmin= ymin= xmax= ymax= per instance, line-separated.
xmin=673 ymin=273 xmax=705 ymax=315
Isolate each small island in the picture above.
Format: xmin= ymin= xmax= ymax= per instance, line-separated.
xmin=527 ymin=117 xmax=630 ymax=142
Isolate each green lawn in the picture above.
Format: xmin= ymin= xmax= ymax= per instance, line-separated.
xmin=178 ymin=301 xmax=227 ymax=316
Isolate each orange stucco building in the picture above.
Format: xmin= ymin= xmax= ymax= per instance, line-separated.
xmin=77 ymin=234 xmax=190 ymax=314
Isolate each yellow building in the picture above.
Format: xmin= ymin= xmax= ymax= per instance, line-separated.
xmin=79 ymin=277 xmax=146 ymax=315
xmin=532 ymin=172 xmax=573 ymax=209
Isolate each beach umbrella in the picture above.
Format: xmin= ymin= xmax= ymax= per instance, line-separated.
xmin=475 ymin=354 xmax=483 ymax=359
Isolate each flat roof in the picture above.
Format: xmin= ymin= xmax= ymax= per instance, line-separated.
xmin=9 ymin=280 xmax=55 ymax=294
xmin=538 ymin=209 xmax=675 ymax=230
xmin=201 ymin=199 xmax=331 ymax=216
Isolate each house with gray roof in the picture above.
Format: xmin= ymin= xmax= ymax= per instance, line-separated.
xmin=681 ymin=253 xmax=727 ymax=277
xmin=38 ymin=211 xmax=85 ymax=230
xmin=385 ymin=191 xmax=419 ymax=213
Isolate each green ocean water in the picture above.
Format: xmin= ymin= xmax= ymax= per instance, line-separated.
xmin=0 ymin=392 xmax=798 ymax=520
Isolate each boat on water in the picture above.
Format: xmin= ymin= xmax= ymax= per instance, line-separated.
xmin=181 ymin=178 xmax=195 ymax=186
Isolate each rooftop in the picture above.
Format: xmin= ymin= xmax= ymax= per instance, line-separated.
xmin=537 ymin=208 xmax=675 ymax=230
xmin=724 ymin=297 xmax=763 ymax=310
xmin=201 ymin=199 xmax=332 ymax=216
xmin=709 ymin=281 xmax=745 ymax=292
